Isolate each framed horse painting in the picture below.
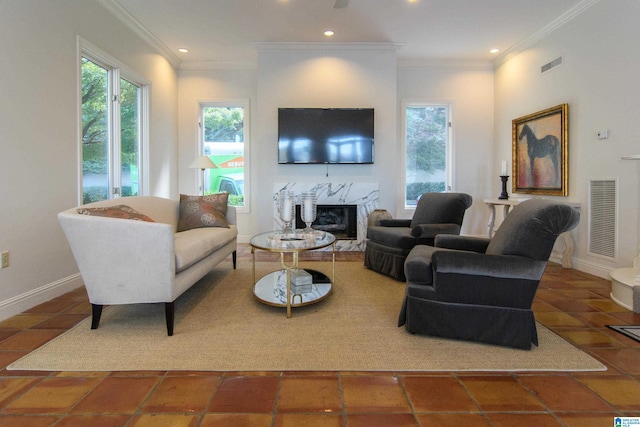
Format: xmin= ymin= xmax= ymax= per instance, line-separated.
xmin=512 ymin=104 xmax=568 ymax=196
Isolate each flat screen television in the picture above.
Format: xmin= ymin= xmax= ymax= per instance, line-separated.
xmin=278 ymin=108 xmax=374 ymax=164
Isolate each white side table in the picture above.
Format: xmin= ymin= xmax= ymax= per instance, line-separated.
xmin=483 ymin=198 xmax=580 ymax=268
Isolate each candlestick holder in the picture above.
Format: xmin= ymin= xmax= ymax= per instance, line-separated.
xmin=499 ymin=175 xmax=509 ymax=200
xmin=300 ymin=191 xmax=317 ymax=232
xmin=278 ymin=190 xmax=295 ymax=233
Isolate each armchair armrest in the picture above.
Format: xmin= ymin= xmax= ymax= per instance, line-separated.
xmin=411 ymin=223 xmax=461 ymax=239
xmin=377 ymin=218 xmax=411 ymax=227
xmin=435 ymin=235 xmax=490 ymax=253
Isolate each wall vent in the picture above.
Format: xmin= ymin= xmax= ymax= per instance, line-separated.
xmin=541 ymin=56 xmax=563 ymax=74
xmin=588 ymin=179 xmax=617 ymax=259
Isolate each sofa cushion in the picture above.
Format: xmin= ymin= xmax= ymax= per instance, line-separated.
xmin=177 ymin=193 xmax=229 ymax=232
xmin=174 ymin=226 xmax=237 ymax=272
xmin=76 ymin=205 xmax=155 ymax=222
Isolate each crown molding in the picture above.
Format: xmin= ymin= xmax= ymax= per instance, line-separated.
xmin=96 ymin=0 xmax=181 ymax=69
xmin=398 ymin=58 xmax=493 ymax=70
xmin=493 ymin=0 xmax=600 ymax=68
xmin=179 ymin=61 xmax=257 ymax=71
xmin=254 ymin=42 xmax=402 ymax=54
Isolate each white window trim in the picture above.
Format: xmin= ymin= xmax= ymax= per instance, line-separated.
xmin=198 ymin=99 xmax=251 ymax=214
xmin=77 ymin=36 xmax=150 ymax=203
xmin=399 ymin=99 xmax=455 ymax=217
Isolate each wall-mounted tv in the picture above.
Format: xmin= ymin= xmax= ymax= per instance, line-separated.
xmin=278 ymin=108 xmax=374 ymax=164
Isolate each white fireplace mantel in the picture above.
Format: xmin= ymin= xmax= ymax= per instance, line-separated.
xmin=273 ymin=183 xmax=379 ymax=251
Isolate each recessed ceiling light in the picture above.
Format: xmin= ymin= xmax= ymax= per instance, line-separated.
xmin=178 ymin=48 xmax=189 ymax=53
xmin=489 ymin=48 xmax=500 ymax=54
xmin=324 ymin=30 xmax=335 ymax=37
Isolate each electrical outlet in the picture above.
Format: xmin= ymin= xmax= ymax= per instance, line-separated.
xmin=1 ymin=251 xmax=8 ymax=269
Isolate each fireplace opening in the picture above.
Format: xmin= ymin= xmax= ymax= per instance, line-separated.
xmin=295 ymin=204 xmax=357 ymax=240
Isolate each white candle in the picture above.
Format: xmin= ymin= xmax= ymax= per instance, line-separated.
xmin=304 ymin=198 xmax=313 ymax=221
xmin=282 ymin=198 xmax=292 ymax=222
xmin=501 ymin=160 xmax=507 ymax=176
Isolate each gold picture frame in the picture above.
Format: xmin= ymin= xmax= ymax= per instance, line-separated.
xmin=512 ymin=104 xmax=568 ymax=196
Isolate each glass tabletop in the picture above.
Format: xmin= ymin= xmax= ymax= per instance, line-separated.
xmin=250 ymin=230 xmax=336 ymax=252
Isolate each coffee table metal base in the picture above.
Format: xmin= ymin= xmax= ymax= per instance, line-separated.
xmin=250 ymin=230 xmax=336 ymax=318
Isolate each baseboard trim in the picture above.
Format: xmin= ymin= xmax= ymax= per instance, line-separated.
xmin=567 ymin=257 xmax=613 ymax=281
xmin=0 ymin=273 xmax=84 ymax=322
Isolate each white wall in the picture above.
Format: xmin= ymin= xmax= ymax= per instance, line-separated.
xmin=177 ymin=47 xmax=495 ymax=241
xmin=252 ymin=44 xmax=398 ymax=237
xmin=0 ymin=0 xmax=178 ymax=320
xmin=397 ymin=65 xmax=495 ymax=236
xmin=494 ymin=0 xmax=640 ymax=278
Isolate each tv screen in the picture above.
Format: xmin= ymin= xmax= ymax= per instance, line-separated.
xmin=278 ymin=108 xmax=374 ymax=164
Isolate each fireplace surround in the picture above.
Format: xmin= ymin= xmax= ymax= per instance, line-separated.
xmin=273 ymin=183 xmax=380 ymax=251
xmin=295 ymin=204 xmax=357 ymax=240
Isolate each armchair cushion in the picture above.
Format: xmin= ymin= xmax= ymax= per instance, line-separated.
xmin=366 ymin=227 xmax=416 ymax=250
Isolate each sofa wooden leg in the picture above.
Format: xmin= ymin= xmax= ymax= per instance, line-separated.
xmin=232 ymin=250 xmax=237 ymax=269
xmin=91 ymin=304 xmax=103 ymax=329
xmin=165 ymin=302 xmax=175 ymax=336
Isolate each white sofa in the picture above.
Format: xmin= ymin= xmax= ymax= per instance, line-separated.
xmin=58 ymin=196 xmax=238 ymax=335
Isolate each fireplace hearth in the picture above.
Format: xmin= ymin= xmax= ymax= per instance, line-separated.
xmin=295 ymin=204 xmax=357 ymax=240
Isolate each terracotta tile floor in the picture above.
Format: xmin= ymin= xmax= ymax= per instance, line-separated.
xmin=1 ymin=244 xmax=640 ymax=426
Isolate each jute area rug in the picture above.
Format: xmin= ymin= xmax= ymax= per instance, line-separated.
xmin=10 ymin=261 xmax=605 ymax=372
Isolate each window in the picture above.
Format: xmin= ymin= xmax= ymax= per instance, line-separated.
xmin=199 ymin=102 xmax=249 ymax=210
xmin=80 ymin=41 xmax=148 ymax=204
xmin=403 ymin=103 xmax=452 ymax=208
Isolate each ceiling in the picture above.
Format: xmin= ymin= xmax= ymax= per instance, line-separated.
xmin=108 ymin=0 xmax=589 ymax=67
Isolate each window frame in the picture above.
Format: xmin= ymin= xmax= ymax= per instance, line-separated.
xmin=198 ymin=99 xmax=251 ymax=214
xmin=400 ymin=100 xmax=454 ymax=214
xmin=78 ymin=37 xmax=149 ymax=204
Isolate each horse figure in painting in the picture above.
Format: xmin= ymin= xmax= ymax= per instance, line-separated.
xmin=518 ymin=124 xmax=560 ymax=184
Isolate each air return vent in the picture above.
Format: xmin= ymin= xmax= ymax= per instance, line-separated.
xmin=541 ymin=56 xmax=563 ymax=74
xmin=588 ymin=179 xmax=616 ymax=259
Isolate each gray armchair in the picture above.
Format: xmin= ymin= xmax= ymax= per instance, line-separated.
xmin=397 ymin=199 xmax=580 ymax=349
xmin=364 ymin=192 xmax=472 ymax=281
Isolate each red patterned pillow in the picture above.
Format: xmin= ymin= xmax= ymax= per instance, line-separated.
xmin=177 ymin=193 xmax=229 ymax=232
xmin=76 ymin=205 xmax=155 ymax=222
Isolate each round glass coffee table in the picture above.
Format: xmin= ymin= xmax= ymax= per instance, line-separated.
xmin=250 ymin=230 xmax=336 ymax=318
